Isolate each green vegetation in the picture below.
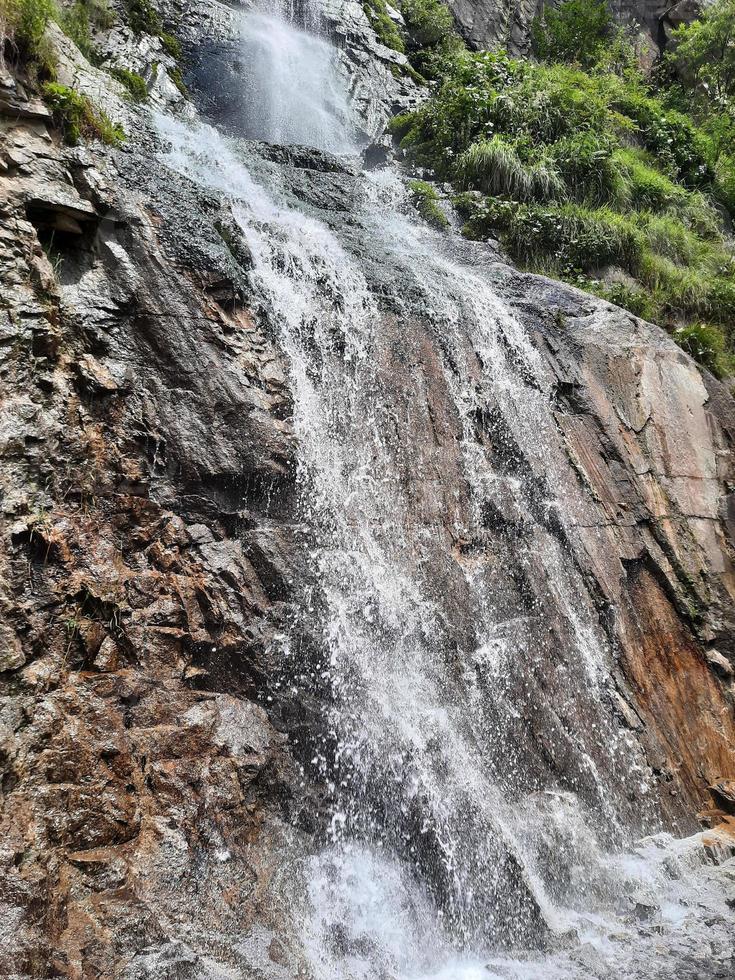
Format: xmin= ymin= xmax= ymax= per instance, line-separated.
xmin=1 ymin=0 xmax=57 ymax=73
xmin=1 ymin=0 xmax=114 ymax=67
xmin=42 ymin=80 xmax=124 ymax=144
xmin=124 ymin=0 xmax=184 ymax=68
xmin=1 ymin=0 xmax=187 ymax=144
xmin=361 ymin=0 xmax=463 ymax=79
xmin=401 ymin=0 xmax=463 ymax=79
xmin=2 ymin=0 xmax=126 ymax=144
xmin=58 ymin=0 xmax=113 ymax=61
xmin=110 ymin=65 xmax=147 ymax=100
xmin=391 ymin=0 xmax=735 ymax=376
xmin=124 ymin=0 xmax=159 ymax=35
xmin=409 ymin=178 xmax=449 ymax=229
xmin=674 ymin=323 xmax=735 ymax=378
xmin=668 ymin=0 xmax=735 ymax=101
xmin=160 ymin=30 xmax=180 ymax=59
xmin=362 ymin=0 xmax=404 ymax=52
xmin=531 ymin=0 xmax=611 ymax=67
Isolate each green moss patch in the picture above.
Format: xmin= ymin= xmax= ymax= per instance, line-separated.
xmin=409 ymin=179 xmax=449 ymax=229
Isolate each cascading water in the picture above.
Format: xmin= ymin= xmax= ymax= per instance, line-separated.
xmin=237 ymin=1 xmax=354 ymax=152
xmin=157 ymin=3 xmax=735 ymax=977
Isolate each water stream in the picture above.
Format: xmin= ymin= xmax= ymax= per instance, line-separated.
xmin=156 ymin=3 xmax=734 ymax=976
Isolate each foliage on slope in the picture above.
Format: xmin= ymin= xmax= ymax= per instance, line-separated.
xmin=1 ymin=0 xmax=186 ymax=140
xmin=388 ymin=0 xmax=735 ymax=378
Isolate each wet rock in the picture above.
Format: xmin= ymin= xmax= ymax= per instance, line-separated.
xmin=0 ymin=0 xmax=733 ymax=975
xmin=705 ymin=649 xmax=734 ymax=680
xmin=702 ymin=818 xmax=735 ymax=864
xmin=363 ymin=136 xmax=394 ymax=169
xmin=710 ymin=781 xmax=735 ymax=816
xmin=632 ymin=900 xmax=660 ymax=921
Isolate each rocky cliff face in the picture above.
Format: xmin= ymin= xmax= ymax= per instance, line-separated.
xmin=0 ymin=79 xmax=304 ymax=980
xmin=1 ymin=1 xmax=734 ymax=977
xmin=447 ymin=0 xmax=701 ymax=57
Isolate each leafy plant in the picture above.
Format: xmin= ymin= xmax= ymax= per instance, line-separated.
xmin=401 ymin=0 xmax=463 ymax=79
xmin=531 ymin=0 xmax=612 ymax=67
xmin=392 ymin=32 xmax=735 ymax=372
xmin=668 ymin=0 xmax=735 ymax=102
xmin=361 ymin=0 xmax=404 ymax=52
xmin=124 ymin=0 xmax=159 ymax=34
xmin=58 ymin=0 xmax=113 ymax=60
xmin=675 ymin=323 xmax=734 ymax=377
xmin=1 ymin=0 xmax=56 ymax=64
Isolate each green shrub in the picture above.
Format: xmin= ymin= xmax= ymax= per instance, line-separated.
xmin=668 ymin=0 xmax=735 ymax=102
xmin=551 ymin=132 xmax=628 ymax=205
xmin=387 ymin=0 xmax=735 ymax=374
xmin=714 ymin=154 xmax=735 ymax=213
xmin=614 ymin=91 xmax=714 ymax=186
xmin=401 ymin=0 xmax=463 ymax=78
xmin=455 ymin=194 xmax=517 ymax=239
xmin=59 ymin=0 xmax=113 ymax=59
xmin=110 ymin=65 xmax=147 ymax=100
xmin=59 ymin=1 xmax=93 ymax=58
xmin=593 ymin=281 xmax=656 ymax=320
xmin=160 ymin=30 xmax=180 ymax=59
xmin=457 ymin=136 xmax=565 ymax=201
xmin=408 ymin=179 xmax=449 ymax=230
xmin=457 ymin=137 xmax=530 ymax=198
xmin=124 ymin=0 xmax=159 ymax=34
xmin=674 ymin=323 xmax=734 ymax=377
xmin=531 ymin=0 xmax=612 ymax=67
xmin=42 ymin=80 xmax=124 ymax=145
xmin=2 ymin=0 xmax=56 ymax=61
xmin=612 ymin=148 xmax=680 ymax=209
xmin=638 ymin=252 xmax=713 ymax=318
xmin=642 ymin=214 xmax=710 ymax=265
xmin=504 ymin=203 xmax=644 ymax=274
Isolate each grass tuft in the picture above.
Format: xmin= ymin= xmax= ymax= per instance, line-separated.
xmin=42 ymin=80 xmax=124 ymax=145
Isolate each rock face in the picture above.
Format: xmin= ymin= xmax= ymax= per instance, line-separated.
xmin=0 ymin=0 xmax=734 ymax=977
xmin=0 ymin=75 xmax=305 ymax=978
xmin=503 ymin=273 xmax=735 ymax=817
xmin=448 ymin=0 xmax=543 ymax=54
xmin=447 ymin=0 xmax=702 ymax=56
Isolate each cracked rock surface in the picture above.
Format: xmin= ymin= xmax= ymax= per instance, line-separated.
xmin=0 ymin=0 xmax=733 ymax=977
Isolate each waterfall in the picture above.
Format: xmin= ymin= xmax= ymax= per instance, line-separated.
xmin=156 ymin=2 xmax=734 ymax=976
xmin=236 ymin=1 xmax=354 ymax=152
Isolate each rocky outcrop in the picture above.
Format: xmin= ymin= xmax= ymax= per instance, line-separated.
xmin=448 ymin=0 xmax=542 ymax=55
xmin=504 ymin=273 xmax=735 ymax=821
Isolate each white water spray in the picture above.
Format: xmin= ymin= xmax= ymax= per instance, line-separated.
xmin=237 ymin=4 xmax=355 ymax=151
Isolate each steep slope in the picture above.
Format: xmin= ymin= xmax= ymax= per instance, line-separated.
xmin=0 ymin=1 xmax=733 ymax=977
